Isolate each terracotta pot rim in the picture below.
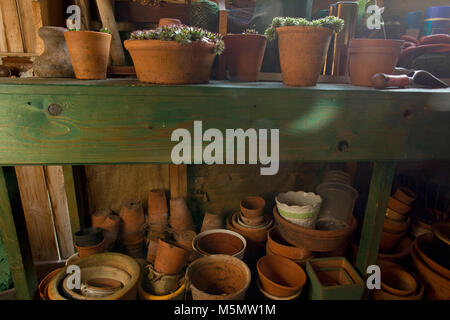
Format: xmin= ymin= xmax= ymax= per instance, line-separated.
xmin=256 ymin=277 xmax=302 ymax=300
xmin=232 ymin=211 xmax=273 ymax=233
xmin=381 ymin=265 xmax=417 ymax=296
xmin=414 ymin=233 xmax=450 ymax=279
xmin=383 ymin=216 xmax=411 ymax=233
xmin=276 ymin=26 xmax=334 ymax=34
xmin=124 ymin=39 xmax=216 ymax=50
xmin=224 ymin=34 xmax=267 ymax=39
xmin=349 ymin=39 xmax=404 ymax=48
xmin=257 ymin=255 xmax=307 ymax=291
xmin=267 ymin=227 xmax=309 ymax=260
xmin=193 ymin=229 xmax=246 ymax=259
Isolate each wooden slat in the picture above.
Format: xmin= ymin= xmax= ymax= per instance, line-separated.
xmin=0 ymin=7 xmax=8 ymax=52
xmin=0 ymin=0 xmax=24 ymax=52
xmin=62 ymin=166 xmax=81 ymax=241
xmin=96 ymin=0 xmax=125 ymax=66
xmin=0 ymin=167 xmax=37 ymax=300
xmin=38 ymin=0 xmax=64 ymax=27
xmin=17 ymin=0 xmax=37 ymax=53
xmin=32 ymin=1 xmax=44 ymax=55
xmin=356 ymin=162 xmax=396 ymax=275
xmin=45 ymin=166 xmax=74 ymax=259
xmin=170 ymin=164 xmax=187 ymax=199
xmin=15 ymin=166 xmax=59 ymax=261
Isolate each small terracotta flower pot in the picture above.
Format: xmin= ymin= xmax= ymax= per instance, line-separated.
xmin=277 ymin=26 xmax=333 ymax=87
xmin=158 ymin=18 xmax=181 ymax=27
xmin=75 ymin=238 xmax=106 ymax=258
xmin=240 ymin=213 xmax=265 ymax=226
xmin=154 ymin=239 xmax=189 ymax=275
xmin=100 ymin=214 xmax=120 ymax=250
xmin=74 ymin=228 xmax=104 ymax=247
xmin=383 ymin=216 xmax=411 ymax=234
xmin=393 ymin=187 xmax=416 ymax=205
xmin=223 ymin=34 xmax=267 ymax=82
xmin=146 ymin=230 xmax=169 ymax=264
xmin=240 ymin=196 xmax=266 ymax=218
xmin=169 ymin=197 xmax=195 ymax=232
xmin=387 ymin=196 xmax=411 ymax=215
xmin=120 ymin=200 xmax=145 ymax=233
xmin=381 ymin=264 xmax=418 ymax=297
xmin=124 ymin=40 xmax=217 ymax=84
xmin=348 ymin=39 xmax=404 ymax=86
xmin=119 ymin=230 xmax=145 ymax=246
xmin=196 ymin=230 xmax=245 ymax=257
xmin=386 ymin=208 xmax=406 ymax=222
xmin=267 ymin=227 xmax=312 ymax=260
xmin=379 ymin=230 xmax=406 ymax=253
xmin=257 ymin=255 xmax=307 ymax=298
xmin=201 ymin=211 xmax=224 ymax=232
xmin=91 ymin=209 xmax=112 ymax=227
xmin=64 ymin=31 xmax=111 ymax=80
xmin=227 ymin=211 xmax=273 ymax=243
xmin=148 ymin=189 xmax=168 ymax=226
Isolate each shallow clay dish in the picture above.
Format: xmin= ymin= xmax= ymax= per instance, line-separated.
xmin=381 ymin=264 xmax=417 ymax=297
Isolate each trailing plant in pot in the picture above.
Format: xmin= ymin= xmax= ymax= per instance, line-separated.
xmin=124 ymin=25 xmax=225 ymax=84
xmin=64 ymin=27 xmax=112 ymax=80
xmin=223 ymin=29 xmax=267 ymax=82
xmin=265 ymin=16 xmax=344 ymax=86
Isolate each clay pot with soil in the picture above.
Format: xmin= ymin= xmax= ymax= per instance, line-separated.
xmin=64 ymin=30 xmax=112 ymax=80
xmin=348 ymin=39 xmax=404 ymax=86
xmin=257 ymin=255 xmax=307 ymax=298
xmin=186 ymin=255 xmax=251 ymax=300
xmin=223 ymin=31 xmax=267 ymax=82
xmin=154 ymin=239 xmax=189 ymax=275
xmin=147 ymin=189 xmax=168 ymax=227
xmin=264 ymin=16 xmax=344 ymax=87
xmin=124 ymin=25 xmax=224 ymax=84
xmin=169 ymin=197 xmax=195 ymax=232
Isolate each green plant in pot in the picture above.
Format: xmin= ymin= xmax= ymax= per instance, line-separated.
xmin=64 ymin=27 xmax=112 ymax=80
xmin=223 ymin=29 xmax=267 ymax=82
xmin=124 ymin=25 xmax=225 ymax=84
xmin=265 ymin=16 xmax=344 ymax=86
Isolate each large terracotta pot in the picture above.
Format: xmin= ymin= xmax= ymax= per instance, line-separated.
xmin=267 ymin=227 xmax=312 ymax=260
xmin=147 ymin=189 xmax=168 ymax=226
xmin=119 ymin=200 xmax=145 ymax=234
xmin=223 ymin=34 xmax=267 ymax=82
xmin=276 ymin=26 xmax=333 ymax=87
xmin=154 ymin=239 xmax=189 ymax=275
xmin=348 ymin=39 xmax=404 ymax=86
xmin=186 ymin=255 xmax=251 ymax=300
xmin=124 ymin=40 xmax=217 ymax=84
xmin=64 ymin=31 xmax=111 ymax=80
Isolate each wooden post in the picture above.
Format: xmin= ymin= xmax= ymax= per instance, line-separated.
xmin=216 ymin=0 xmax=227 ymax=80
xmin=356 ymin=161 xmax=396 ymax=275
xmin=0 ymin=0 xmax=24 ymax=52
xmin=170 ymin=164 xmax=188 ymax=200
xmin=62 ymin=166 xmax=82 ymax=241
xmin=0 ymin=167 xmax=37 ymax=300
xmin=17 ymin=0 xmax=37 ymax=53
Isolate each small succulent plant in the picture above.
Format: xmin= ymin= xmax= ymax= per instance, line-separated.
xmin=100 ymin=27 xmax=111 ymax=34
xmin=265 ymin=16 xmax=345 ymax=41
xmin=130 ymin=25 xmax=225 ymax=55
xmin=243 ymin=29 xmax=259 ymax=35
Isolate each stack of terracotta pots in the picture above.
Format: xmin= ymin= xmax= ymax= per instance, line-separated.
xmin=380 ymin=187 xmax=416 ymax=252
xmin=147 ymin=189 xmax=169 ymax=232
xmin=372 ymin=261 xmax=424 ymax=300
xmin=170 ymin=197 xmax=196 ymax=232
xmin=226 ymin=196 xmax=273 ymax=264
xmin=118 ymin=200 xmax=146 ymax=258
xmin=74 ymin=227 xmax=106 ymax=258
xmin=256 ymin=255 xmax=307 ymax=300
xmin=411 ymin=223 xmax=450 ymax=300
xmin=91 ymin=209 xmax=120 ymax=251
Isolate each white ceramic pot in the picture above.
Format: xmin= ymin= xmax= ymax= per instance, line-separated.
xmin=275 ymin=191 xmax=322 ymax=229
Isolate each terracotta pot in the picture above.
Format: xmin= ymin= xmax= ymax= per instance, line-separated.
xmin=386 ymin=208 xmax=406 ymax=222
xmin=75 ymin=238 xmax=106 ymax=258
xmin=411 ymin=244 xmax=450 ymax=300
xmin=267 ymin=227 xmax=312 ymax=260
xmin=48 ymin=253 xmax=140 ymax=300
xmin=100 ymin=214 xmax=120 ymax=250
xmin=193 ymin=229 xmax=246 ymax=260
xmin=381 ymin=264 xmax=417 ymax=297
xmin=266 ymin=242 xmax=313 ymax=267
xmin=147 ymin=189 xmax=168 ymax=226
xmin=431 ymin=222 xmax=450 ymax=268
xmin=123 ymin=241 xmax=145 ymax=259
xmin=387 ymin=196 xmax=411 ymax=215
xmin=257 ymin=255 xmax=307 ymax=298
xmin=227 ymin=211 xmax=272 ymax=243
xmin=240 ymin=196 xmax=266 ymax=218
xmin=379 ymin=230 xmax=406 ymax=253
xmin=64 ymin=31 xmax=111 ymax=80
xmin=169 ymin=197 xmax=195 ymax=232
xmin=119 ymin=229 xmax=145 ymax=246
xmin=120 ymin=200 xmax=145 ymax=233
xmin=174 ymin=230 xmax=197 ymax=251
xmin=257 ymin=277 xmax=301 ymax=300
xmin=393 ymin=187 xmax=416 ymax=205
xmin=351 ymin=237 xmax=412 ymax=265
xmin=74 ymin=228 xmax=104 ymax=247
xmin=277 ymin=26 xmax=333 ymax=87
xmin=414 ymin=233 xmax=450 ymax=280
xmin=383 ymin=216 xmax=411 ymax=234
xmin=186 ymin=254 xmax=251 ymax=300
xmin=154 ymin=239 xmax=189 ymax=275
xmin=139 ymin=281 xmax=186 ymax=300
xmin=91 ymin=209 xmax=112 ymax=227
xmin=240 ymin=213 xmax=265 ymax=226
xmin=201 ymin=211 xmax=224 ymax=232
xmin=273 ymin=207 xmax=356 ymax=252
xmin=34 ymin=27 xmax=74 ymax=78
xmin=38 ymin=268 xmax=63 ymax=300
xmin=348 ymin=39 xmax=404 ymax=86
xmin=223 ymin=34 xmax=267 ymax=82
xmin=158 ymin=18 xmax=181 ymax=27
xmin=124 ymin=40 xmax=217 ymax=84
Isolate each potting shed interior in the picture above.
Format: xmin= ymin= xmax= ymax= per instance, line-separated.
xmin=0 ymin=0 xmax=449 ymax=301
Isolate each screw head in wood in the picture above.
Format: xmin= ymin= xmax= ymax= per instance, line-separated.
xmin=48 ymin=104 xmax=63 ymax=116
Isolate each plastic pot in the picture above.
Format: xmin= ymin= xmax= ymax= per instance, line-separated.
xmin=124 ymin=40 xmax=217 ymax=84
xmin=193 ymin=229 xmax=246 ymax=260
xmin=348 ymin=39 xmax=404 ymax=86
xmin=323 ymin=170 xmax=352 ymax=185
xmin=64 ymin=31 xmax=111 ymax=80
xmin=257 ymin=255 xmax=306 ymax=298
xmin=154 ymin=239 xmax=189 ymax=275
xmin=277 ymin=26 xmax=333 ymax=86
xmin=267 ymin=227 xmax=312 ymax=260
xmin=223 ymin=34 xmax=267 ymax=82
xmin=186 ymin=255 xmax=251 ymax=300
xmin=240 ymin=196 xmax=265 ymax=218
